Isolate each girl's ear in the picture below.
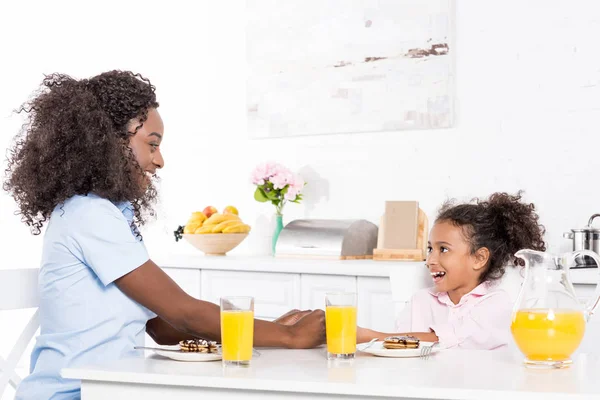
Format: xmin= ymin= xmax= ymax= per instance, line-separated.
xmin=473 ymin=247 xmax=490 ymax=271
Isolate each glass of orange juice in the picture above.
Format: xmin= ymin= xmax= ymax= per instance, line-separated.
xmin=220 ymin=296 xmax=254 ymax=366
xmin=325 ymin=292 xmax=357 ymax=360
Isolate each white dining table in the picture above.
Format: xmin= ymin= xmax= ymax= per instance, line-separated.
xmin=62 ymin=346 xmax=600 ymax=400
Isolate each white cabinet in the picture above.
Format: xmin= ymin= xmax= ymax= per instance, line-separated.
xmin=300 ymin=274 xmax=396 ymax=332
xmin=300 ymin=274 xmax=356 ymax=310
xmin=200 ymin=270 xmax=301 ymax=320
xmin=158 ymin=265 xmax=399 ymax=331
xmin=357 ymin=277 xmax=396 ymax=333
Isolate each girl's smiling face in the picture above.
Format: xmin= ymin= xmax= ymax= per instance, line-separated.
xmin=426 ymin=221 xmax=489 ymax=304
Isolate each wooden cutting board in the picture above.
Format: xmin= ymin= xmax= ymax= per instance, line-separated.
xmin=374 ymin=205 xmax=428 ymax=262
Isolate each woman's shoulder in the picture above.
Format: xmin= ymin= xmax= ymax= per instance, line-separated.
xmin=51 ymin=194 xmax=124 ymax=222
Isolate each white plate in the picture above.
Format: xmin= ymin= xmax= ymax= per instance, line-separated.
xmin=153 ymin=345 xmax=222 ymax=362
xmin=358 ymin=341 xmax=439 ymax=358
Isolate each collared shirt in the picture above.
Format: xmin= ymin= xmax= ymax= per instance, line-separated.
xmin=15 ymin=194 xmax=154 ymax=400
xmin=395 ymin=282 xmax=513 ymax=350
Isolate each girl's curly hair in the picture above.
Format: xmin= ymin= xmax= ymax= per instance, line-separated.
xmin=3 ymin=70 xmax=159 ymax=234
xmin=436 ymin=191 xmax=546 ymax=283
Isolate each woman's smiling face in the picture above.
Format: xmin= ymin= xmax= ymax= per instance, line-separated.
xmin=128 ymin=108 xmax=164 ymax=188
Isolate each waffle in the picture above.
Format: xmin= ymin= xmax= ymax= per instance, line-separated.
xmin=179 ymin=339 xmax=218 ymax=353
xmin=383 ymin=335 xmax=420 ymax=349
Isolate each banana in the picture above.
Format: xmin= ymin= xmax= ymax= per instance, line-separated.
xmin=185 ymin=212 xmax=207 ymax=232
xmin=189 ymin=211 xmax=207 ymax=223
xmin=195 ymin=224 xmax=217 ymax=234
xmin=204 ymin=213 xmax=240 ymax=225
xmin=211 ymin=219 xmax=242 ymax=233
xmin=184 ymin=221 xmax=202 ymax=234
xmin=222 ymin=223 xmax=251 ymax=234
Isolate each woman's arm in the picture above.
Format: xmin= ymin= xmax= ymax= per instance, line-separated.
xmin=147 ymin=310 xmax=315 ymax=345
xmin=146 ymin=317 xmax=196 ymax=345
xmin=117 ymin=259 xmax=326 ymax=348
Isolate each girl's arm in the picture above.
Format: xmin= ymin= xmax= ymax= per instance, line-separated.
xmin=358 ymin=326 xmax=438 ymax=343
xmin=358 ymin=290 xmax=438 ymax=343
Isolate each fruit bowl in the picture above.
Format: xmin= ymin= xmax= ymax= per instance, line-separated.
xmin=183 ymin=233 xmax=248 ymax=256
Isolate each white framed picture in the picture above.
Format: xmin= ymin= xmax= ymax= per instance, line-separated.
xmin=247 ymin=0 xmax=455 ymax=138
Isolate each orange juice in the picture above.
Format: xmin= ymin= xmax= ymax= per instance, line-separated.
xmin=326 ymin=306 xmax=357 ymax=354
xmin=221 ymin=310 xmax=254 ymax=362
xmin=511 ymin=309 xmax=585 ymax=361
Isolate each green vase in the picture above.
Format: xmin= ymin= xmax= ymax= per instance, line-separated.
xmin=272 ymin=214 xmax=284 ymax=255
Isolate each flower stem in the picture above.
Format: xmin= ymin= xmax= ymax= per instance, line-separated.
xmin=275 ymin=200 xmax=286 ymax=216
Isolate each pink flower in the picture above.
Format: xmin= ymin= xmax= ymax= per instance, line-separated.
xmin=250 ymin=162 xmax=281 ymax=185
xmin=270 ymin=168 xmax=294 ymax=189
xmin=252 ymin=162 xmax=305 ymax=208
xmin=290 ymin=174 xmax=305 ymax=190
xmin=250 ymin=170 xmax=265 ymax=185
xmin=284 ymin=186 xmax=300 ymax=201
xmin=265 ymin=162 xmax=281 ymax=177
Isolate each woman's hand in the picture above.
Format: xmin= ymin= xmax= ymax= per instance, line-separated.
xmin=274 ymin=309 xmax=312 ymax=326
xmin=285 ymin=309 xmax=326 ymax=349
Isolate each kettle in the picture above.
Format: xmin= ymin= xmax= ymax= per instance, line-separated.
xmin=563 ymin=214 xmax=600 ymax=265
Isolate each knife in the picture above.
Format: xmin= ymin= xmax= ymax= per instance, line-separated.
xmin=134 ymin=345 xmax=261 ymax=357
xmin=134 ymin=346 xmax=187 ymax=353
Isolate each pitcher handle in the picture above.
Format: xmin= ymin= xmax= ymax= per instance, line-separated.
xmin=573 ymin=250 xmax=600 ymax=320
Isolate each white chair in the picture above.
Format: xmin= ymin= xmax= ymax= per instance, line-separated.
xmin=0 ymin=269 xmax=39 ymax=399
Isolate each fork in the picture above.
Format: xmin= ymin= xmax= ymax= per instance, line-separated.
xmin=357 ymin=338 xmax=379 ymax=352
xmin=419 ymin=342 xmax=439 ymax=359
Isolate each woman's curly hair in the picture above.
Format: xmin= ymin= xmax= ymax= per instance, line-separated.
xmin=3 ymin=70 xmax=159 ymax=234
xmin=436 ymin=191 xmax=546 ymax=282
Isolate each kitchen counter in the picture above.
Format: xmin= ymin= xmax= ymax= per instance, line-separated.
xmin=153 ymin=254 xmax=413 ymax=277
xmin=154 ymin=254 xmax=599 ymax=284
xmin=62 ymin=347 xmax=600 ymax=400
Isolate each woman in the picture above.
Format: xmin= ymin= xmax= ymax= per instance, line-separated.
xmin=3 ymin=71 xmax=325 ymax=400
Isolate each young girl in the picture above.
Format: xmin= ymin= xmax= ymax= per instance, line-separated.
xmin=4 ymin=71 xmax=325 ymax=400
xmin=359 ymin=192 xmax=546 ymax=349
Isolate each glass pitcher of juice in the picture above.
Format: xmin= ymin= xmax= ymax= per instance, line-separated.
xmin=511 ymin=249 xmax=600 ymax=368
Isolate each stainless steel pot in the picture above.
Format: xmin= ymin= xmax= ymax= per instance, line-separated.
xmin=563 ymin=213 xmax=600 ymax=255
